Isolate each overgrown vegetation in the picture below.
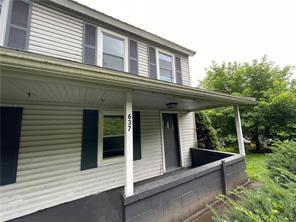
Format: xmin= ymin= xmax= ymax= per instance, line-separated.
xmin=202 ymin=57 xmax=296 ymax=151
xmin=213 ymin=141 xmax=296 ymax=222
xmin=267 ymin=141 xmax=296 ymax=186
xmin=195 ymin=112 xmax=219 ymax=150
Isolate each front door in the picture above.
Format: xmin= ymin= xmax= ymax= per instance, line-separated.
xmin=162 ymin=113 xmax=181 ymax=172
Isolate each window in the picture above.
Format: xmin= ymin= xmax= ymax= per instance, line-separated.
xmin=83 ymin=24 xmax=96 ymax=65
xmin=158 ymin=52 xmax=173 ymax=82
xmin=103 ymin=34 xmax=125 ymax=71
xmin=103 ymin=115 xmax=124 ymax=158
xmin=6 ymin=0 xmax=31 ymax=50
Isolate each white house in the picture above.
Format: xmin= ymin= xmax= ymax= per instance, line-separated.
xmin=0 ymin=0 xmax=256 ymax=221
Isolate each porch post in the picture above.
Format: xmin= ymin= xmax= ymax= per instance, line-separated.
xmin=124 ymin=91 xmax=134 ymax=197
xmin=234 ymin=105 xmax=245 ymax=156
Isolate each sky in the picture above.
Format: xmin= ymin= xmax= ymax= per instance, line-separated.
xmin=76 ymin=0 xmax=296 ymax=86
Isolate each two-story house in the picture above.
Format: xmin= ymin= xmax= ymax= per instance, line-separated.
xmin=0 ymin=0 xmax=257 ymax=221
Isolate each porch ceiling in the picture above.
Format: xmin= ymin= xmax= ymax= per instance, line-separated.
xmin=0 ymin=75 xmax=225 ymax=111
xmin=0 ymin=48 xmax=257 ymax=111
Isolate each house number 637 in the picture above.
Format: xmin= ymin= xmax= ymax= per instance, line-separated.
xmin=128 ymin=114 xmax=132 ymax=131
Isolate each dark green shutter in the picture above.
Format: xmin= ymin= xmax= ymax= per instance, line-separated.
xmin=133 ymin=111 xmax=141 ymax=160
xmin=0 ymin=107 xmax=23 ymax=186
xmin=6 ymin=0 xmax=32 ymax=50
xmin=83 ymin=23 xmax=97 ymax=65
xmin=81 ymin=110 xmax=98 ymax=170
xmin=175 ymin=56 xmax=182 ymax=84
xmin=129 ymin=39 xmax=138 ymax=74
xmin=148 ymin=47 xmax=157 ymax=79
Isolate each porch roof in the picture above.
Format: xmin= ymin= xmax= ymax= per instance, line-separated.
xmin=0 ymin=48 xmax=257 ymax=111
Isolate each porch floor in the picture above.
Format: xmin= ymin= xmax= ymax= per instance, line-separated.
xmin=134 ymin=168 xmax=189 ymax=194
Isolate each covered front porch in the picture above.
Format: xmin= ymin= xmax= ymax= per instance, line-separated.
xmin=0 ymin=48 xmax=256 ymax=221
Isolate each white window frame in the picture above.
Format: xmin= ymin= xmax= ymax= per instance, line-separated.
xmin=97 ymin=27 xmax=129 ymax=72
xmin=98 ymin=111 xmax=125 ymax=166
xmin=0 ymin=0 xmax=10 ymax=46
xmin=156 ymin=48 xmax=176 ymax=83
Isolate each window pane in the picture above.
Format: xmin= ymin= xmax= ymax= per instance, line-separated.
xmin=84 ymin=24 xmax=96 ymax=46
xmin=159 ymin=59 xmax=172 ymax=70
xmin=103 ymin=53 xmax=124 ymax=71
xmin=103 ymin=34 xmax=124 ymax=57
xmin=159 ymin=68 xmax=172 ymax=82
xmin=103 ymin=115 xmax=124 ymax=158
xmin=159 ymin=52 xmax=172 ymax=63
xmin=159 ymin=52 xmax=173 ymax=82
xmin=7 ymin=27 xmax=26 ymax=50
xmin=84 ymin=46 xmax=96 ymax=65
xmin=11 ymin=0 xmax=30 ymax=28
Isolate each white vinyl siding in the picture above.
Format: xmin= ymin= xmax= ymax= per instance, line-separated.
xmin=180 ymin=56 xmax=191 ymax=86
xmin=179 ymin=112 xmax=196 ymax=167
xmin=138 ymin=41 xmax=149 ymax=77
xmin=28 ymin=3 xmax=83 ymax=62
xmin=0 ymin=105 xmax=163 ymax=222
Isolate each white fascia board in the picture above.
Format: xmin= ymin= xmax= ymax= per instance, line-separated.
xmin=40 ymin=0 xmax=196 ymax=56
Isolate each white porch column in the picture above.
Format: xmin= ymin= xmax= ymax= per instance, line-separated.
xmin=234 ymin=105 xmax=245 ymax=156
xmin=124 ymin=91 xmax=134 ymax=197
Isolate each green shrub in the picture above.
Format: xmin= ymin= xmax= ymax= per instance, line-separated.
xmin=195 ymin=112 xmax=219 ymax=150
xmin=213 ymin=140 xmax=296 ymax=222
xmin=267 ymin=141 xmax=296 ymax=186
xmin=213 ymin=181 xmax=296 ymax=222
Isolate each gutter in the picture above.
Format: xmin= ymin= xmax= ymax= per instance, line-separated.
xmin=0 ymin=48 xmax=257 ymax=105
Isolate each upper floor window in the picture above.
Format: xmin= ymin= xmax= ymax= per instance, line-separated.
xmin=103 ymin=34 xmax=125 ymax=72
xmin=158 ymin=52 xmax=173 ymax=82
xmin=6 ymin=0 xmax=31 ymax=50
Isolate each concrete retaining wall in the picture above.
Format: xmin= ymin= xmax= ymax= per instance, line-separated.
xmin=123 ymin=154 xmax=247 ymax=222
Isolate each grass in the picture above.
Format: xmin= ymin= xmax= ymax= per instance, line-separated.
xmin=218 ymin=146 xmax=270 ymax=181
xmin=245 ymin=153 xmax=269 ymax=181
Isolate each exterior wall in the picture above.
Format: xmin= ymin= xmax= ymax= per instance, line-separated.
xmin=179 ymin=112 xmax=196 ymax=167
xmin=28 ymin=3 xmax=83 ymax=62
xmin=25 ymin=2 xmax=192 ymax=86
xmin=0 ymin=105 xmax=163 ymax=221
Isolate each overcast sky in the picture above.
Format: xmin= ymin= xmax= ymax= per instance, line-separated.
xmin=76 ymin=0 xmax=296 ymax=86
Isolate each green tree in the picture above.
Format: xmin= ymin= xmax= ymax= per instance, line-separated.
xmin=203 ymin=56 xmax=296 ymax=150
xmin=195 ymin=112 xmax=219 ymax=150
